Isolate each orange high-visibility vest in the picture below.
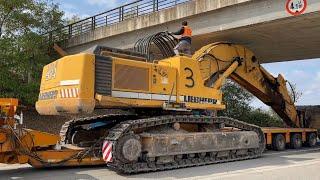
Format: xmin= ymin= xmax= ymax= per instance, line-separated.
xmin=182 ymin=26 xmax=192 ymax=37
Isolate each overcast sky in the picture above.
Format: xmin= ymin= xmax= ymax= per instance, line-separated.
xmin=256 ymin=60 xmax=320 ymax=108
xmin=53 ymin=0 xmax=134 ymax=19
xmin=53 ymin=0 xmax=320 ymax=107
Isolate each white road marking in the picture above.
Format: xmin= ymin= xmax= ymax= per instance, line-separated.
xmin=264 ymin=147 xmax=320 ymax=156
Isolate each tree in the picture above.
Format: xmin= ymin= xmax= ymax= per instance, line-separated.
xmin=66 ymin=15 xmax=81 ymax=24
xmin=0 ymin=0 xmax=64 ymax=105
xmin=0 ymin=0 xmax=35 ymax=37
xmin=218 ymin=80 xmax=253 ymax=121
xmin=246 ymin=109 xmax=284 ymax=127
xmin=218 ymin=79 xmax=285 ymax=127
xmin=287 ymin=81 xmax=302 ymax=103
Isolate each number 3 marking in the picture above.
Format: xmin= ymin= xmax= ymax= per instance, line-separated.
xmin=184 ymin=67 xmax=195 ymax=88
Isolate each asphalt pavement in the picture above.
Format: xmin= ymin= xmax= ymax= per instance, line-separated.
xmin=1 ymin=147 xmax=320 ymax=180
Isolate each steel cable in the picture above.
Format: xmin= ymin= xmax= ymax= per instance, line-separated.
xmin=134 ymin=32 xmax=178 ymax=61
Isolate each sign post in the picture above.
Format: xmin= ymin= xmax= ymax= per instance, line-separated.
xmin=286 ymin=0 xmax=307 ymax=16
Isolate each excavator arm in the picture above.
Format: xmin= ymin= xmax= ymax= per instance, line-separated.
xmin=193 ymin=42 xmax=301 ymax=128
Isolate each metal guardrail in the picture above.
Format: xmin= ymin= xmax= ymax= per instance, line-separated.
xmin=49 ymin=0 xmax=190 ymax=43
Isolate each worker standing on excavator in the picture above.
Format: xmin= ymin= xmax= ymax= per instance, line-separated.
xmin=170 ymin=21 xmax=192 ymax=55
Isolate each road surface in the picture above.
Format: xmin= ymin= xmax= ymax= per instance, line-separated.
xmin=1 ymin=148 xmax=320 ymax=180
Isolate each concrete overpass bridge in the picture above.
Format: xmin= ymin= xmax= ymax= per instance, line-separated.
xmin=55 ymin=0 xmax=320 ymax=63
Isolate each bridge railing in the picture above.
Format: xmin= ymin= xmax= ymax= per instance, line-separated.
xmin=50 ymin=0 xmax=190 ymax=43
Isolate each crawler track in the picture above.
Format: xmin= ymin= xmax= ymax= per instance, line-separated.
xmin=106 ymin=115 xmax=265 ymax=173
xmin=59 ymin=114 xmax=137 ymax=144
xmin=58 ymin=115 xmax=265 ymax=173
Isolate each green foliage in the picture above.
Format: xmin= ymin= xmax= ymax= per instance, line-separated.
xmin=246 ymin=109 xmax=284 ymax=127
xmin=219 ymin=80 xmax=285 ymax=127
xmin=218 ymin=80 xmax=253 ymax=121
xmin=0 ymin=70 xmax=39 ymax=104
xmin=0 ymin=0 xmax=64 ymax=105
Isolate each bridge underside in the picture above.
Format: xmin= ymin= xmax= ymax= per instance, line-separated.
xmin=193 ymin=12 xmax=320 ymax=63
xmin=64 ymin=0 xmax=320 ymax=63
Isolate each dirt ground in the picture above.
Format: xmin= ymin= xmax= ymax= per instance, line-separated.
xmin=22 ymin=108 xmax=130 ymax=135
xmin=23 ymin=109 xmax=70 ymax=135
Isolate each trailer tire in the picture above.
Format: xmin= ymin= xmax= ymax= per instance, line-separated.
xmin=306 ymin=133 xmax=317 ymax=147
xmin=290 ymin=133 xmax=302 ymax=149
xmin=272 ymin=134 xmax=286 ymax=151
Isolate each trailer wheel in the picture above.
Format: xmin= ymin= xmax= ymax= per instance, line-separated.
xmin=290 ymin=133 xmax=302 ymax=149
xmin=306 ymin=133 xmax=317 ymax=147
xmin=272 ymin=134 xmax=286 ymax=151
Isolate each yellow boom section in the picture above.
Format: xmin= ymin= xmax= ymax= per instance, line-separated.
xmin=193 ymin=42 xmax=300 ymax=128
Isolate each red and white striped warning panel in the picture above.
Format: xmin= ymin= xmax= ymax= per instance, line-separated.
xmin=102 ymin=141 xmax=113 ymax=162
xmin=60 ymin=88 xmax=79 ymax=98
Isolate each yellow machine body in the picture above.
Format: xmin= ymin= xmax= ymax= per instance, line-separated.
xmin=36 ymin=54 xmax=225 ymax=115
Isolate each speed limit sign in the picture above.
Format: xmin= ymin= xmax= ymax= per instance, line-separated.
xmin=286 ymin=0 xmax=307 ymax=16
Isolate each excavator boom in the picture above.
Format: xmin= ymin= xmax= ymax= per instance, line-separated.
xmin=193 ymin=43 xmax=301 ymax=128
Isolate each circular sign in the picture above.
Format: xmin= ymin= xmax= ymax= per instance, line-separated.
xmin=286 ymin=0 xmax=307 ymax=16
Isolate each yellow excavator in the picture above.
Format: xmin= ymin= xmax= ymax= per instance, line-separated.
xmin=0 ymin=41 xmax=317 ymax=173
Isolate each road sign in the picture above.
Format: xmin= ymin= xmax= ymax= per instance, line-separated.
xmin=286 ymin=0 xmax=307 ymax=16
